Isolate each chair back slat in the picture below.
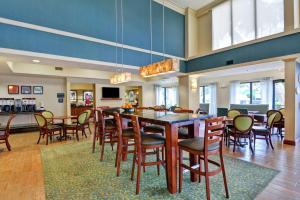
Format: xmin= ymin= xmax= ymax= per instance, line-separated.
xmin=131 ymin=115 xmax=142 ymax=152
xmin=204 ymin=117 xmax=225 ymax=152
xmin=114 ymin=112 xmax=123 ymax=140
xmin=207 ymin=123 xmax=224 ymax=131
xmin=96 ymin=109 xmax=105 ymax=133
xmin=207 ymin=136 xmax=222 ymax=145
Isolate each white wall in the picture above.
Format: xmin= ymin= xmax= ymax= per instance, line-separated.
xmin=0 ymin=75 xmax=66 ymax=116
xmin=198 ymin=70 xmax=284 ymax=108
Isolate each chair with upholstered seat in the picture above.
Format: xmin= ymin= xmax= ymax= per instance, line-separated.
xmin=267 ymin=109 xmax=283 ymax=138
xmin=114 ymin=112 xmax=136 ymax=176
xmin=130 ymin=115 xmax=165 ymax=194
xmin=83 ymin=109 xmax=93 ymax=134
xmin=178 ymin=116 xmax=229 ymax=200
xmin=0 ymin=114 xmax=16 ymax=151
xmin=97 ymin=109 xmax=118 ymax=161
xmin=227 ymin=115 xmax=254 ymax=154
xmin=225 ymin=109 xmax=241 ymax=145
xmin=64 ymin=111 xmax=88 ymax=141
xmin=41 ymin=110 xmax=54 ymax=124
xmin=252 ymin=111 xmax=280 ymax=150
xmin=34 ymin=114 xmax=62 ymax=145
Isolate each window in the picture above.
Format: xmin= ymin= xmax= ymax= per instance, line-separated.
xmin=257 ymin=0 xmax=284 ymax=38
xmin=232 ymin=0 xmax=255 ymax=44
xmin=156 ymin=86 xmax=178 ymax=108
xmin=212 ymin=1 xmax=232 ymax=50
xmin=238 ymin=82 xmax=262 ymax=104
xmin=199 ymin=86 xmax=212 ymax=103
xmin=273 ymin=79 xmax=285 ymax=109
xmin=212 ymin=0 xmax=284 ymax=50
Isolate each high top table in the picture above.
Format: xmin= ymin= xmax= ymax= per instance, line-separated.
xmin=103 ymin=108 xmax=211 ymax=194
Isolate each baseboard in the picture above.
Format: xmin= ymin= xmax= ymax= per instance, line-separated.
xmin=283 ymin=139 xmax=296 ymax=146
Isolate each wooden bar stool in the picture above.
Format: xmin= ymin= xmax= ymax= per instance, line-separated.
xmin=0 ymin=114 xmax=16 ymax=151
xmin=114 ymin=112 xmax=135 ymax=176
xmin=130 ymin=115 xmax=165 ymax=195
xmin=178 ymin=117 xmax=229 ymax=200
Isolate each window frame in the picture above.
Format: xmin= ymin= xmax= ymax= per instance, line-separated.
xmin=199 ymin=85 xmax=211 ymax=104
xmin=239 ymin=81 xmax=261 ymax=104
xmin=272 ymin=79 xmax=285 ymax=109
xmin=212 ymin=0 xmax=284 ymax=50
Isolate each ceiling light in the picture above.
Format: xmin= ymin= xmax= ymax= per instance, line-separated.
xmin=32 ymin=59 xmax=40 ymax=63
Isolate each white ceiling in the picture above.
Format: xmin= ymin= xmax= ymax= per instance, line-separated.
xmin=169 ymin=0 xmax=214 ymax=10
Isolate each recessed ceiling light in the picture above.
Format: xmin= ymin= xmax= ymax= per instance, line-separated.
xmin=32 ymin=59 xmax=40 ymax=63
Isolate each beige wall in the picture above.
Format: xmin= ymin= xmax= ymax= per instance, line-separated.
xmin=185 ymin=8 xmax=199 ymax=58
xmin=197 ymin=11 xmax=212 ymax=55
xmin=0 ymin=75 xmax=66 ymax=116
xmin=95 ymin=84 xmax=125 ymax=107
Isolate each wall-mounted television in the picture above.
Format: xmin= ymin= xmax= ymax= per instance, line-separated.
xmin=102 ymin=87 xmax=120 ymax=98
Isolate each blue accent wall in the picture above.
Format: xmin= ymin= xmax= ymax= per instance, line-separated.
xmin=186 ymin=32 xmax=300 ymax=73
xmin=0 ymin=0 xmax=185 ymax=66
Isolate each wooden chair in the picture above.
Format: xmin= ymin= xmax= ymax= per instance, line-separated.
xmin=178 ymin=117 xmax=229 ymax=200
xmin=84 ymin=109 xmax=93 ymax=134
xmin=34 ymin=114 xmax=62 ymax=145
xmin=130 ymin=115 xmax=165 ymax=194
xmin=252 ymin=111 xmax=281 ymax=150
xmin=114 ymin=112 xmax=135 ymax=176
xmin=64 ymin=111 xmax=88 ymax=141
xmin=227 ymin=115 xmax=254 ymax=154
xmin=267 ymin=109 xmax=284 ymax=138
xmin=41 ymin=110 xmax=54 ymax=124
xmin=98 ymin=109 xmax=117 ymax=161
xmin=225 ymin=109 xmax=241 ymax=145
xmin=0 ymin=114 xmax=16 ymax=151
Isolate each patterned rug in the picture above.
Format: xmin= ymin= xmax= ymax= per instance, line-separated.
xmin=41 ymin=141 xmax=279 ymax=200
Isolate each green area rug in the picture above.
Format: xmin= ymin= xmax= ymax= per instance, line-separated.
xmin=41 ymin=141 xmax=279 ymax=200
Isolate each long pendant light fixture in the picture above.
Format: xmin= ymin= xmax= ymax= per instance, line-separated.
xmin=110 ymin=0 xmax=132 ymax=84
xmin=139 ymin=0 xmax=179 ymax=78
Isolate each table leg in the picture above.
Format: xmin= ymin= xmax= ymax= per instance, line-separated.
xmin=165 ymin=123 xmax=178 ymax=194
xmin=188 ymin=120 xmax=200 ymax=182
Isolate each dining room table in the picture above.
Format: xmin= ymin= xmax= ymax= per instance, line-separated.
xmin=48 ymin=115 xmax=77 ymax=140
xmin=103 ymin=108 xmax=212 ymax=194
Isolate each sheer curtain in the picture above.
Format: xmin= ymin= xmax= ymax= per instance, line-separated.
xmin=166 ymin=87 xmax=178 ymax=108
xmin=155 ymin=85 xmax=164 ymax=106
xmin=230 ymin=81 xmax=240 ymax=104
xmin=261 ymin=78 xmax=273 ymax=109
xmin=209 ymin=83 xmax=217 ymax=115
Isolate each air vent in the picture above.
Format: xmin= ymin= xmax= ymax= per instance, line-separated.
xmin=226 ymin=60 xmax=234 ymax=65
xmin=55 ymin=67 xmax=63 ymax=71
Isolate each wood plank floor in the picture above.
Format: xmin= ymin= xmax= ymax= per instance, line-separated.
xmin=0 ymin=128 xmax=299 ymax=200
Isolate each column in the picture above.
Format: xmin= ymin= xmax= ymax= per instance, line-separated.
xmin=284 ymin=0 xmax=300 ymax=31
xmin=283 ymin=58 xmax=300 ymax=145
xmin=65 ymin=78 xmax=71 ymax=116
xmin=178 ymin=75 xmax=199 ymax=111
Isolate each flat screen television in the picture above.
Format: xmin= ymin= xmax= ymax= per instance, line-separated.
xmin=102 ymin=87 xmax=120 ymax=98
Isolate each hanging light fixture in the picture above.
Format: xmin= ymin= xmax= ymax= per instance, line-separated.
xmin=110 ymin=0 xmax=132 ymax=84
xmin=140 ymin=0 xmax=179 ymax=78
